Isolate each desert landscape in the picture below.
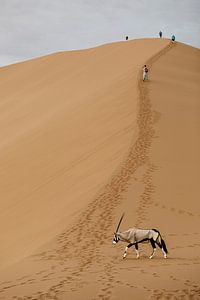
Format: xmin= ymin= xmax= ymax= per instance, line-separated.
xmin=0 ymin=38 xmax=200 ymax=299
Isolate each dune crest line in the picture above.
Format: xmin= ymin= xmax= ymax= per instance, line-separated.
xmin=134 ymin=41 xmax=176 ymax=226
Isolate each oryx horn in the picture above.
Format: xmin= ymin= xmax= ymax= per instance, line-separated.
xmin=115 ymin=213 xmax=125 ymax=233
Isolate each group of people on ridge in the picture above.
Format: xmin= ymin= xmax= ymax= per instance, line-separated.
xmin=126 ymin=31 xmax=176 ymax=42
xmin=159 ymin=30 xmax=176 ymax=41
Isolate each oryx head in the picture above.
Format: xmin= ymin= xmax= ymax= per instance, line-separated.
xmin=112 ymin=213 xmax=124 ymax=244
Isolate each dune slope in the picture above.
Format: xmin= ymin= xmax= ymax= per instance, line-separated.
xmin=0 ymin=39 xmax=199 ymax=300
xmin=0 ymin=39 xmax=168 ymax=269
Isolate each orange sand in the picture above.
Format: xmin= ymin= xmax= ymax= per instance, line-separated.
xmin=0 ymin=39 xmax=199 ymax=299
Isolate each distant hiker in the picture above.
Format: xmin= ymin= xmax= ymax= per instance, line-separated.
xmin=159 ymin=31 xmax=162 ymax=38
xmin=126 ymin=36 xmax=129 ymax=41
xmin=143 ymin=65 xmax=148 ymax=81
xmin=171 ymin=35 xmax=176 ymax=42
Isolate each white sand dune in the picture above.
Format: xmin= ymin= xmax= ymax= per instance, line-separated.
xmin=0 ymin=38 xmax=199 ymax=299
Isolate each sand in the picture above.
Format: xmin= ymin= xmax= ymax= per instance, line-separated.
xmin=0 ymin=38 xmax=199 ymax=299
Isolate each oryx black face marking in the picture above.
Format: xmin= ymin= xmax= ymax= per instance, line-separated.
xmin=112 ymin=233 xmax=120 ymax=244
xmin=112 ymin=214 xmax=168 ymax=259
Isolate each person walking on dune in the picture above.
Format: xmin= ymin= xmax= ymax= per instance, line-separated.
xmin=143 ymin=65 xmax=148 ymax=81
xmin=159 ymin=31 xmax=162 ymax=38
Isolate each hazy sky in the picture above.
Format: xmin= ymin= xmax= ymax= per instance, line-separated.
xmin=0 ymin=0 xmax=200 ymax=66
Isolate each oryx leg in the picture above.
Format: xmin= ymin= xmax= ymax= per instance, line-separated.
xmin=123 ymin=243 xmax=133 ymax=259
xmin=135 ymin=243 xmax=140 ymax=259
xmin=149 ymin=238 xmax=157 ymax=259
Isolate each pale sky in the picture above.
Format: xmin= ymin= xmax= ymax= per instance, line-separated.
xmin=0 ymin=0 xmax=200 ymax=66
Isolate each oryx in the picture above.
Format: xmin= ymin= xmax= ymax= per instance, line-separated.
xmin=112 ymin=213 xmax=168 ymax=259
